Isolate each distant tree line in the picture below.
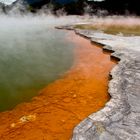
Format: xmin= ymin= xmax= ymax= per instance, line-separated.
xmin=1 ymin=0 xmax=140 ymax=16
xmin=87 ymin=0 xmax=140 ymax=16
xmin=26 ymin=0 xmax=86 ymax=15
xmin=28 ymin=0 xmax=140 ymax=15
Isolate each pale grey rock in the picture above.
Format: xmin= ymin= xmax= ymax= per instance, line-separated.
xmin=71 ymin=29 xmax=140 ymax=140
xmin=70 ymin=29 xmax=140 ymax=140
xmin=57 ymin=26 xmax=140 ymax=140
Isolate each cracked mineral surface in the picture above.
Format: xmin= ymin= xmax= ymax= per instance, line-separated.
xmin=68 ymin=29 xmax=140 ymax=140
xmin=0 ymin=31 xmax=116 ymax=140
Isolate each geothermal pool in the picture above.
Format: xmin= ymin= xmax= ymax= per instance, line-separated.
xmin=0 ymin=17 xmax=75 ymax=111
xmin=0 ymin=16 xmax=117 ymax=140
xmin=0 ymin=31 xmax=116 ymax=140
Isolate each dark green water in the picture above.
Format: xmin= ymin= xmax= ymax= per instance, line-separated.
xmin=0 ymin=18 xmax=75 ymax=111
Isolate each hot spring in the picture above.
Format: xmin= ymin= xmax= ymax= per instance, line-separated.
xmin=0 ymin=15 xmax=118 ymax=139
xmin=0 ymin=15 xmax=78 ymax=111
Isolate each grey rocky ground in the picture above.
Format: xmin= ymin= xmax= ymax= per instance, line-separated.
xmin=57 ymin=26 xmax=140 ymax=140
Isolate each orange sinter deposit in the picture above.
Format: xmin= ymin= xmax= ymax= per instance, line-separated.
xmin=0 ymin=32 xmax=116 ymax=140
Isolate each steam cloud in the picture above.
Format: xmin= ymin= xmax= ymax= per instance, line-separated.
xmin=0 ymin=1 xmax=140 ymax=112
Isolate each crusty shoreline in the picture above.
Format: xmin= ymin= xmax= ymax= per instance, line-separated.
xmin=57 ymin=26 xmax=140 ymax=140
xmin=0 ymin=31 xmax=116 ymax=140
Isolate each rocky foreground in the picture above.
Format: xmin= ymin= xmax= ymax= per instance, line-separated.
xmin=57 ymin=26 xmax=140 ymax=140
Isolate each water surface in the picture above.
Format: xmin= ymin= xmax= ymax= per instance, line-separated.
xmin=0 ymin=32 xmax=116 ymax=140
xmin=0 ymin=18 xmax=74 ymax=111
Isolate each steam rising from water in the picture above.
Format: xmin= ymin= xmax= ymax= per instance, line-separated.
xmin=89 ymin=16 xmax=140 ymax=27
xmin=0 ymin=10 xmax=140 ymax=112
xmin=0 ymin=15 xmax=86 ymax=111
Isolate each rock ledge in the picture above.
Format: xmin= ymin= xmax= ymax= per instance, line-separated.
xmin=56 ymin=26 xmax=140 ymax=140
xmin=72 ymin=29 xmax=140 ymax=140
xmin=57 ymin=26 xmax=140 ymax=140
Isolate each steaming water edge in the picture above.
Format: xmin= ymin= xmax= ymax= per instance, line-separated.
xmin=0 ymin=16 xmax=76 ymax=112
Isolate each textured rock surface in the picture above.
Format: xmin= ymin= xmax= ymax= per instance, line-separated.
xmin=55 ymin=28 xmax=140 ymax=140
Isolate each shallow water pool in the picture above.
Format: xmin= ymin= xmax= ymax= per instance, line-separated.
xmin=0 ymin=17 xmax=74 ymax=111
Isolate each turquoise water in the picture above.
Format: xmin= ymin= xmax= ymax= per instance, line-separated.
xmin=0 ymin=18 xmax=74 ymax=111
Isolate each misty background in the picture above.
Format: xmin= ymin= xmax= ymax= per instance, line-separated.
xmin=0 ymin=0 xmax=140 ymax=16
